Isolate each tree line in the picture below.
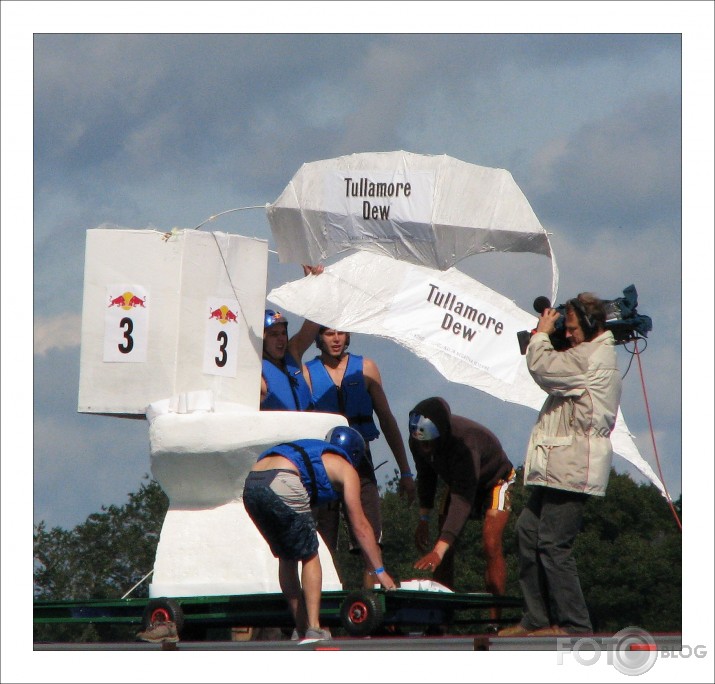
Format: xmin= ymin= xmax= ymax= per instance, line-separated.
xmin=33 ymin=468 xmax=681 ymax=641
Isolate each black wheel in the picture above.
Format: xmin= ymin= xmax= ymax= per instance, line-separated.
xmin=340 ymin=590 xmax=384 ymax=637
xmin=142 ymin=597 xmax=185 ymax=633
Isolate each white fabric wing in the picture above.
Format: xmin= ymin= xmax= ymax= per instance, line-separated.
xmin=267 ymin=151 xmax=559 ymax=303
xmin=268 ymin=251 xmax=664 ymax=495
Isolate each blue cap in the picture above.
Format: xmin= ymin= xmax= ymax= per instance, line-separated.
xmin=264 ymin=309 xmax=287 ymax=331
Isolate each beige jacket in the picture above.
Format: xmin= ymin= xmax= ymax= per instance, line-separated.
xmin=524 ymin=330 xmax=622 ymax=496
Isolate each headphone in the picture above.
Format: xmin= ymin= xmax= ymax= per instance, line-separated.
xmin=568 ymin=298 xmax=598 ymax=340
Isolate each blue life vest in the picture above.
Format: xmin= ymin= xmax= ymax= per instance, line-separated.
xmin=306 ymin=354 xmax=380 ymax=442
xmin=261 ymin=353 xmax=314 ymax=411
xmin=258 ymin=439 xmax=349 ymax=506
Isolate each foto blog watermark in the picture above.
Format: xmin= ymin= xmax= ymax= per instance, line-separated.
xmin=556 ymin=626 xmax=707 ymax=676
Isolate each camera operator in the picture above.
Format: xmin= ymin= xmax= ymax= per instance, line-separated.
xmin=499 ymin=293 xmax=622 ymax=637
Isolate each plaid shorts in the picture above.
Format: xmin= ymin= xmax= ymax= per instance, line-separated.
xmin=243 ymin=470 xmax=319 ymax=561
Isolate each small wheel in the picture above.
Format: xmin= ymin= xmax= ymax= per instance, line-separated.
xmin=142 ymin=597 xmax=185 ymax=633
xmin=340 ymin=590 xmax=384 ymax=637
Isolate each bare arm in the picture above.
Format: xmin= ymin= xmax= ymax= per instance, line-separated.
xmin=287 ymin=319 xmax=320 ymax=366
xmin=324 ymin=454 xmax=397 ymax=589
xmin=363 ymin=358 xmax=416 ymax=503
xmin=285 ymin=265 xmax=324 ymax=375
xmin=260 ymin=375 xmax=268 ymax=403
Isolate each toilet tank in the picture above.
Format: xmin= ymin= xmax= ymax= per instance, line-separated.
xmin=77 ymin=227 xmax=267 ymax=416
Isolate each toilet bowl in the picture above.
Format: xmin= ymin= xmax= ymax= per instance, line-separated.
xmin=148 ymin=401 xmax=347 ymax=597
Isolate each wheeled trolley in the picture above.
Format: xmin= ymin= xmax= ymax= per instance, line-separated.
xmin=34 ymin=589 xmax=523 ymax=640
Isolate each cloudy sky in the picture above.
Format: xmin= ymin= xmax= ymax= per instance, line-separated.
xmin=5 ymin=2 xmax=714 ymax=681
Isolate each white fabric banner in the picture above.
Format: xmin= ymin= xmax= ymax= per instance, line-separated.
xmin=267 ymin=151 xmax=559 ymax=303
xmin=383 ymin=269 xmax=526 ymax=385
xmin=323 ymin=169 xmax=435 ymax=233
xmin=268 ymin=251 xmax=665 ymax=495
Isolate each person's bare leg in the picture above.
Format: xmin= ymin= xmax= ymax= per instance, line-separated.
xmin=483 ymin=509 xmax=510 ymax=621
xmin=279 ymin=559 xmax=307 ymax=633
xmin=300 ymin=553 xmax=323 ymax=629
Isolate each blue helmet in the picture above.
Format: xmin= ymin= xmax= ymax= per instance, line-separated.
xmin=408 ymin=412 xmax=440 ymax=441
xmin=326 ymin=425 xmax=366 ymax=468
xmin=264 ymin=309 xmax=288 ymax=331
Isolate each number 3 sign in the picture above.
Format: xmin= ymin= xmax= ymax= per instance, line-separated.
xmin=104 ymin=285 xmax=150 ymax=362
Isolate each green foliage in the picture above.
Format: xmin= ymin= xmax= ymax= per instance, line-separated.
xmin=34 ymin=467 xmax=681 ymax=641
xmin=576 ymin=470 xmax=682 ymax=633
xmin=33 ymin=475 xmax=168 ymax=642
xmin=336 ymin=467 xmax=681 ymax=634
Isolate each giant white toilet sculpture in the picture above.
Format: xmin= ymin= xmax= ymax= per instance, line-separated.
xmin=78 ymin=227 xmax=344 ymax=597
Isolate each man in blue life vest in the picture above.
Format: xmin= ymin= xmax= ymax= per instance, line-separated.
xmin=305 ymin=326 xmax=416 ymax=589
xmin=243 ymin=426 xmax=397 ymax=642
xmin=260 ymin=266 xmax=323 ymax=411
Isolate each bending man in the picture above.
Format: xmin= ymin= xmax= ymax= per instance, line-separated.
xmin=243 ymin=426 xmax=397 ymax=642
xmin=408 ymin=396 xmax=515 ymax=627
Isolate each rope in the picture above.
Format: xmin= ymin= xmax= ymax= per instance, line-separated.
xmin=121 ymin=569 xmax=154 ymax=599
xmin=633 ymin=338 xmax=682 ymax=530
xmin=164 ymin=205 xmax=269 ymax=328
xmin=191 ymin=205 xmax=265 ymax=231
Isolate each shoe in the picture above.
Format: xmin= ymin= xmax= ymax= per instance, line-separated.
xmin=497 ymin=623 xmax=530 ymax=637
xmin=528 ymin=625 xmax=569 ymax=636
xmin=136 ymin=620 xmax=179 ymax=643
xmin=484 ymin=624 xmax=499 ymax=635
xmin=290 ymin=628 xmax=302 ymax=641
xmin=299 ymin=627 xmax=332 ymax=644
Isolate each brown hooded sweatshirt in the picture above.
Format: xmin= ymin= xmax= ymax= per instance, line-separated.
xmin=408 ymin=397 xmax=513 ymax=545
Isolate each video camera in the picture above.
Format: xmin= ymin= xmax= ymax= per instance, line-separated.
xmin=517 ymin=284 xmax=653 ymax=355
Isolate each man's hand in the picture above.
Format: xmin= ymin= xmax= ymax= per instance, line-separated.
xmin=376 ymin=570 xmax=398 ymax=591
xmin=536 ymin=307 xmax=560 ymax=335
xmin=414 ymin=551 xmax=442 ymax=572
xmin=414 ymin=519 xmax=430 ymax=553
xmin=399 ymin=475 xmax=417 ymax=504
xmin=302 ymin=264 xmax=324 ymax=276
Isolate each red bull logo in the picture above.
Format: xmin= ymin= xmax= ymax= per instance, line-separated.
xmin=108 ymin=291 xmax=147 ymax=310
xmin=209 ymin=305 xmax=238 ymax=324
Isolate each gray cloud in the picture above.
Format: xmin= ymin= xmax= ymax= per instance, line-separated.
xmin=529 ymin=90 xmax=681 ymax=233
xmin=34 ymin=314 xmax=82 ymax=355
xmin=28 ymin=32 xmax=688 ymax=534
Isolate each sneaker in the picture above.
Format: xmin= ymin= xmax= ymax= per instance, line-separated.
xmin=484 ymin=624 xmax=499 ymax=635
xmin=497 ymin=623 xmax=530 ymax=637
xmin=299 ymin=627 xmax=332 ymax=644
xmin=290 ymin=628 xmax=302 ymax=641
xmin=137 ymin=621 xmax=179 ymax=643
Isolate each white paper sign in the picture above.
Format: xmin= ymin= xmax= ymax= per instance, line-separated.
xmin=322 ymin=169 xmax=436 ymax=245
xmin=383 ymin=271 xmax=524 ymax=384
xmin=104 ymin=285 xmax=149 ymax=362
xmin=203 ymin=298 xmax=241 ymax=377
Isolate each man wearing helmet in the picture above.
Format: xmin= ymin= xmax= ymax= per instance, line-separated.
xmin=305 ymin=326 xmax=416 ymax=588
xmin=243 ymin=426 xmax=397 ymax=642
xmin=408 ymin=397 xmax=515 ymax=629
xmin=260 ymin=265 xmax=323 ymax=411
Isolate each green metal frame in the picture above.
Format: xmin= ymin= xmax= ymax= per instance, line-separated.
xmin=34 ymin=589 xmax=522 ymax=633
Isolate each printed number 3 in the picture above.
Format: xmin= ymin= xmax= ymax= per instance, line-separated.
xmin=118 ymin=317 xmax=134 ymax=354
xmin=215 ymin=331 xmax=228 ymax=367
